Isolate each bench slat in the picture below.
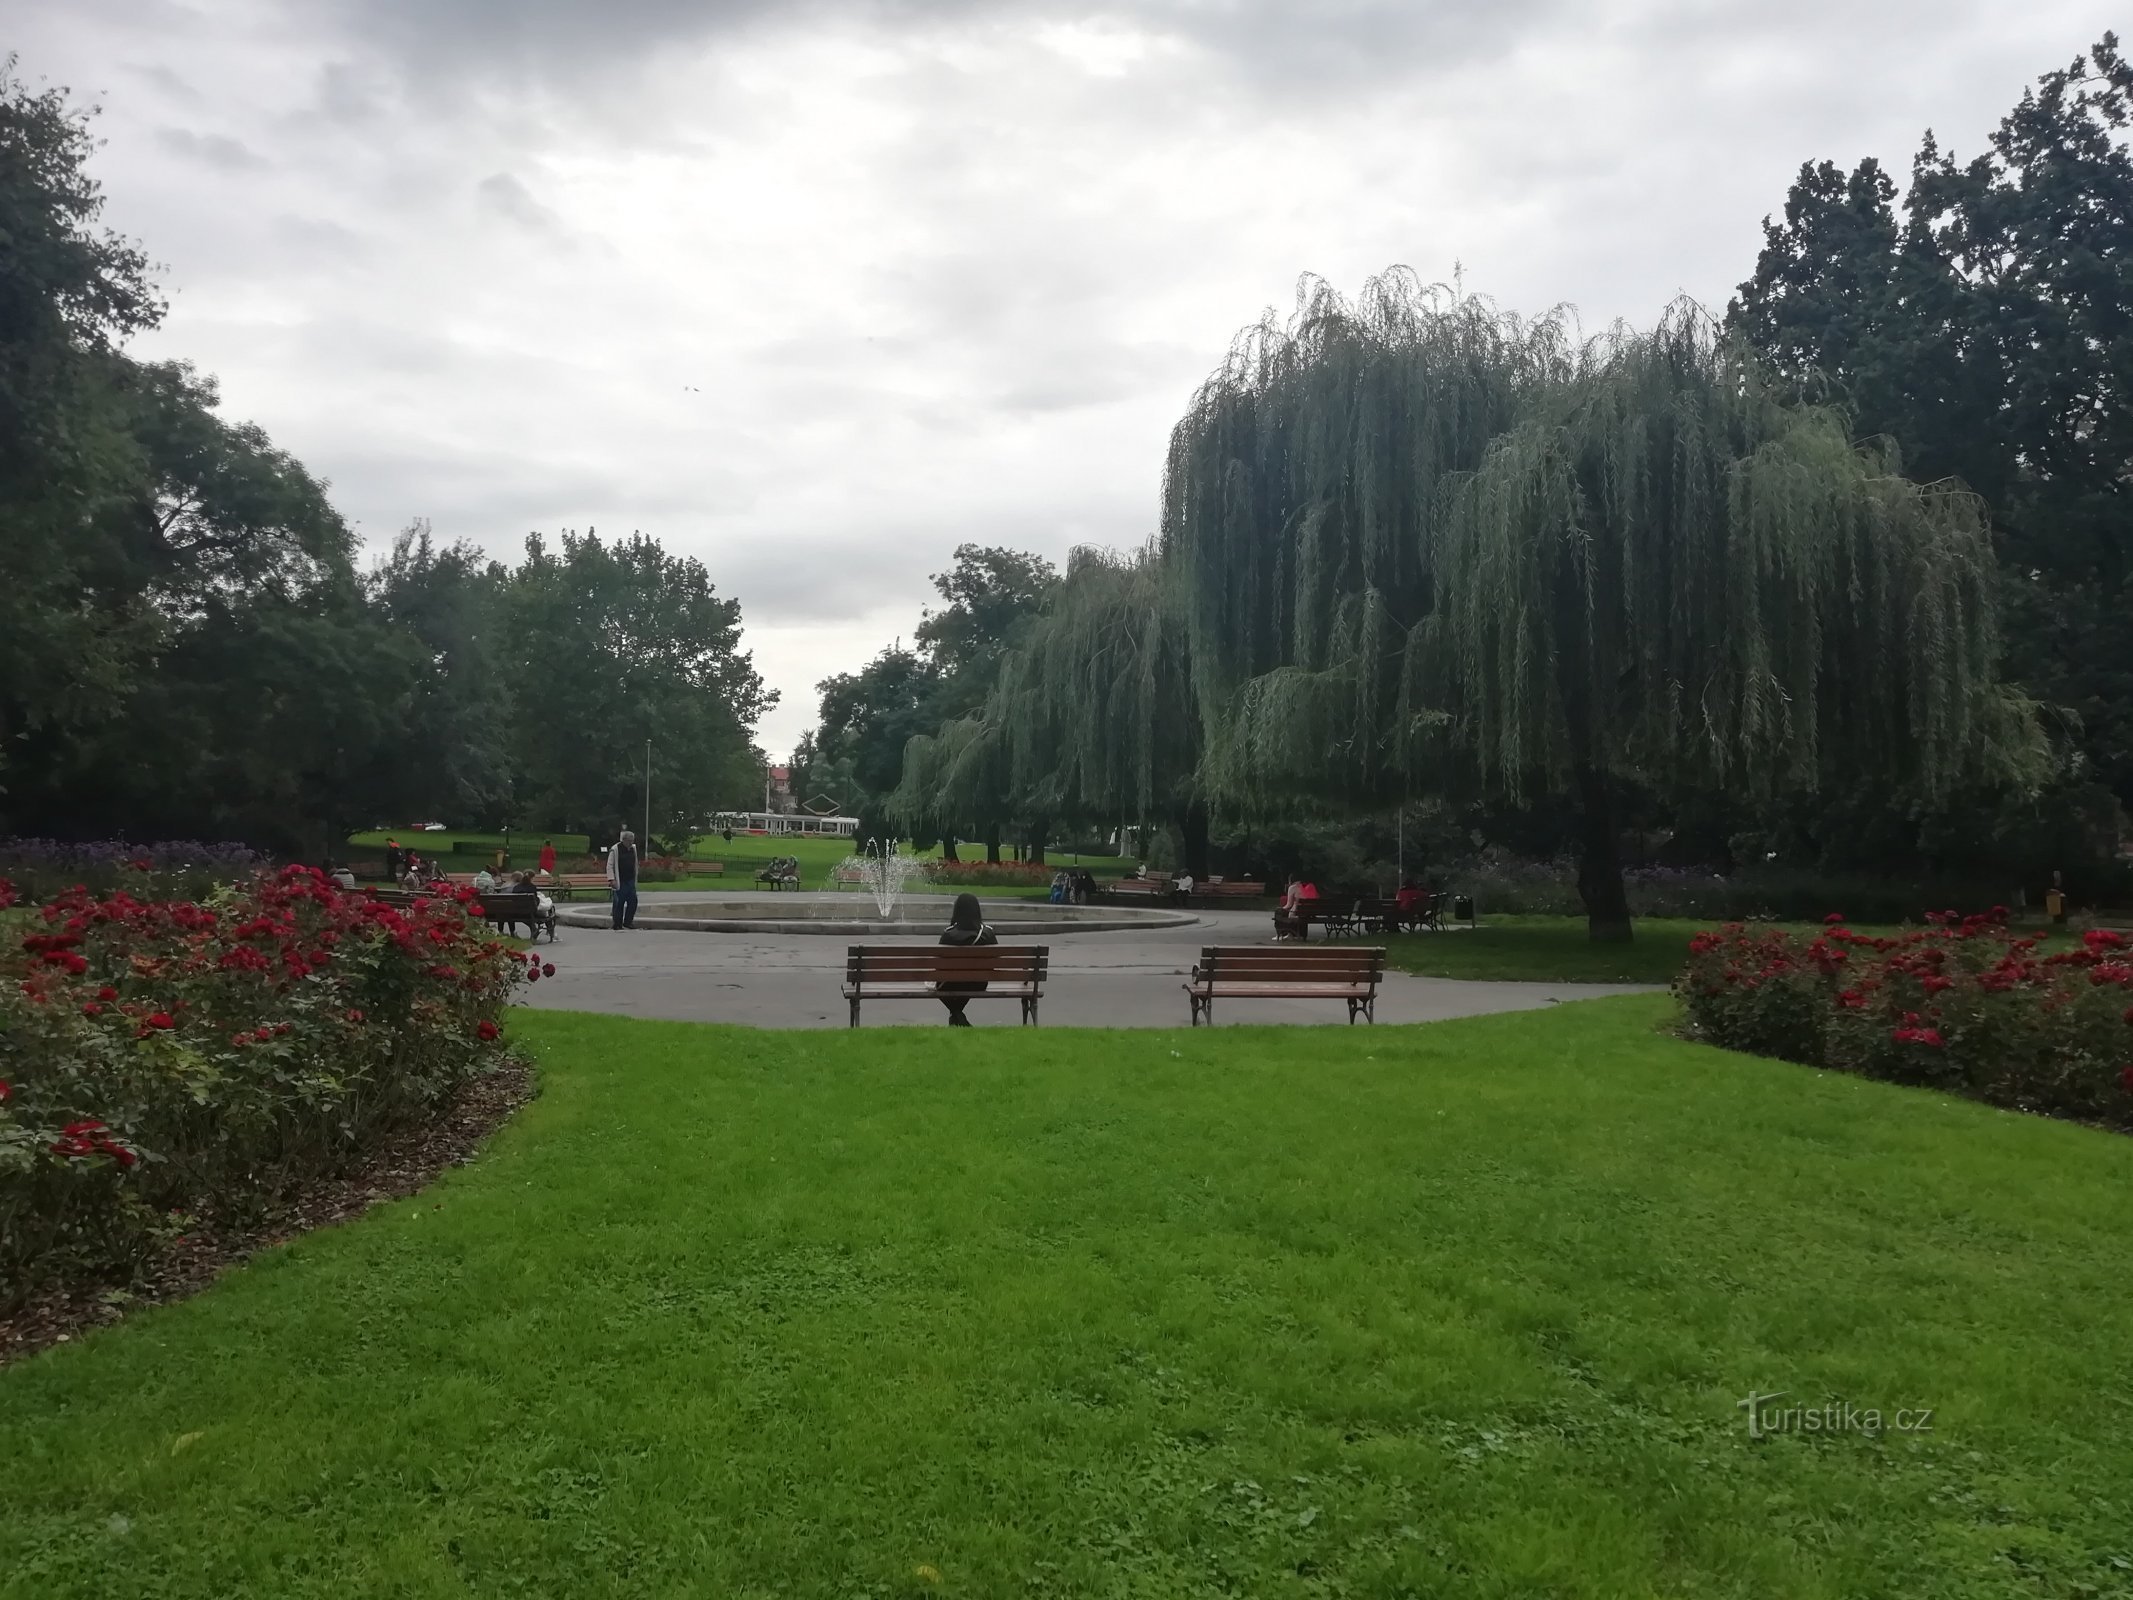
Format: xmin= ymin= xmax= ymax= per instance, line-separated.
xmin=1185 ymin=945 xmax=1386 ymax=1026
xmin=843 ymin=944 xmax=1051 ymax=1027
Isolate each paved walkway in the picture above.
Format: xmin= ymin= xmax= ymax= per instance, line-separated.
xmin=520 ymin=902 xmax=1657 ymax=1028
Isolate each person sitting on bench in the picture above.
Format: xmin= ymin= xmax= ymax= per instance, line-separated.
xmin=936 ymin=892 xmax=997 ymax=1027
xmin=1273 ymin=875 xmax=1321 ymax=939
xmin=1394 ymin=877 xmax=1426 ymax=931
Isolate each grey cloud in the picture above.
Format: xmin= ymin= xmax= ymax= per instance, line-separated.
xmin=269 ymin=214 xmax=373 ymax=266
xmin=155 ymin=126 xmax=270 ymax=171
xmin=315 ymin=60 xmax=383 ymax=124
xmin=477 ymin=171 xmax=562 ymax=231
xmin=338 ymin=0 xmax=1570 ymax=99
xmin=126 ymin=62 xmax=202 ymax=104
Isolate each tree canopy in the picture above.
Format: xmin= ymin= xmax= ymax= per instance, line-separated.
xmin=1162 ymin=278 xmax=2039 ymax=934
xmin=1729 ymin=31 xmax=2133 ymax=804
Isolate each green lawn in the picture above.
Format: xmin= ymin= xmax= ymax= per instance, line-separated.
xmin=344 ymin=829 xmax=1130 ymax=893
xmin=1357 ymin=916 xmax=2074 ymax=984
xmin=1350 ymin=916 xmax=1735 ymax=983
xmin=6 ymin=1000 xmax=2131 ymax=1597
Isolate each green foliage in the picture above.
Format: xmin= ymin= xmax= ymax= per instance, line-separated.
xmin=1729 ymin=31 xmax=2133 ymax=805
xmin=911 ymin=542 xmax=1059 ymax=706
xmin=1161 ymin=271 xmax=2040 ymax=935
xmin=0 ymin=60 xmax=166 ymax=777
xmin=0 ymin=868 xmax=529 ymax=1294
xmin=810 ymin=645 xmax=939 ymax=840
xmin=496 ymin=529 xmax=770 ymax=837
xmin=6 ymin=1000 xmax=2133 ymax=1595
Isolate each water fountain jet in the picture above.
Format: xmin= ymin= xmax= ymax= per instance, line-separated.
xmin=836 ymin=838 xmax=926 ymax=920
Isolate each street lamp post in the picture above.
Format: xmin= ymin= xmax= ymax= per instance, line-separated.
xmin=643 ymin=739 xmax=652 ymax=853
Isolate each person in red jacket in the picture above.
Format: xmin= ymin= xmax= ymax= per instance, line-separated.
xmin=537 ymin=838 xmax=557 ymax=876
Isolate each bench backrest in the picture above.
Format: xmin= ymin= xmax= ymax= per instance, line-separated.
xmin=1297 ymin=894 xmax=1357 ymax=917
xmin=475 ymin=892 xmax=538 ymax=914
xmin=1196 ymin=945 xmax=1385 ymax=984
xmin=846 ymin=945 xmax=1050 ymax=987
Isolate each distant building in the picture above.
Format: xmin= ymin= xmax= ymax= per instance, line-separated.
xmin=768 ymin=765 xmax=795 ymax=814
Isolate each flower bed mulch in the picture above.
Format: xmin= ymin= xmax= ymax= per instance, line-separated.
xmin=0 ymin=1056 xmax=537 ymax=1367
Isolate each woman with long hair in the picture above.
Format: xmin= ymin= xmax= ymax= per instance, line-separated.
xmin=936 ymin=891 xmax=998 ymax=1026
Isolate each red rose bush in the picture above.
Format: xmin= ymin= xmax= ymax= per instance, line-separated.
xmin=1676 ymin=910 xmax=2133 ymax=1128
xmin=0 ymin=866 xmax=537 ymax=1295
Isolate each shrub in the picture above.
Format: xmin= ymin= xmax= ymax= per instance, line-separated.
xmin=924 ymin=860 xmax=1056 ymax=887
xmin=1676 ymin=911 xmax=2133 ymax=1128
xmin=1436 ymin=854 xmax=2045 ymax=923
xmin=0 ymin=867 xmax=537 ymax=1298
xmin=0 ymin=837 xmax=270 ymax=904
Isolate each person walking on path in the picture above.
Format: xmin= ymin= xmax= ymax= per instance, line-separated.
xmin=935 ymin=891 xmax=998 ymax=1026
xmin=538 ymin=838 xmax=557 ymax=877
xmin=608 ymin=828 xmax=641 ymax=929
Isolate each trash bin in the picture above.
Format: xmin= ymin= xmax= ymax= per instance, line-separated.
xmin=1452 ymin=895 xmax=1474 ymax=925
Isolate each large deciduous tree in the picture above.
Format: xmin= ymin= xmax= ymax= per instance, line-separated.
xmin=0 ymin=58 xmax=164 ymax=782
xmin=1165 ymin=274 xmax=2040 ymax=939
xmin=499 ymin=530 xmax=771 ymax=839
xmin=1729 ymin=32 xmax=2133 ymax=806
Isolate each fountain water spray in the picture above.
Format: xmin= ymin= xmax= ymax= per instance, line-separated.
xmin=836 ymin=837 xmax=926 ymax=920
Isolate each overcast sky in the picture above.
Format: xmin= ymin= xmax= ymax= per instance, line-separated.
xmin=15 ymin=0 xmax=2119 ymax=756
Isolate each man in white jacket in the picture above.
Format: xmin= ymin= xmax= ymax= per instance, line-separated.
xmin=607 ymin=829 xmax=641 ymax=930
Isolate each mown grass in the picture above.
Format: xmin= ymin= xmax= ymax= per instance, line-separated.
xmin=1359 ymin=916 xmax=2076 ymax=985
xmin=1353 ymin=916 xmax=1729 ymax=983
xmin=5 ymin=1000 xmax=2131 ymax=1597
xmin=344 ymin=829 xmax=1130 ymax=893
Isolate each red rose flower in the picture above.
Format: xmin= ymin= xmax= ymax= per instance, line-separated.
xmin=476 ymin=1020 xmax=500 ymax=1041
xmin=1824 ymin=912 xmax=1845 ymax=925
xmin=97 ymin=986 xmax=118 ymax=1001
xmin=147 ymin=1012 xmax=175 ymax=1030
xmin=541 ymin=963 xmax=555 ymax=978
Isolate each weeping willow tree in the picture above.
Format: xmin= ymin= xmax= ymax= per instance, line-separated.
xmin=888 ymin=713 xmax=1008 ymax=857
xmin=1165 ymin=275 xmax=2043 ymax=940
xmin=889 ymin=545 xmax=1205 ymax=867
xmin=991 ymin=544 xmax=1204 ymax=866
xmin=1164 ymin=269 xmax=1574 ymax=806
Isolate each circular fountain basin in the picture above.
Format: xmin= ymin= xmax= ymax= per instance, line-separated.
xmin=556 ymin=892 xmax=1198 ymax=936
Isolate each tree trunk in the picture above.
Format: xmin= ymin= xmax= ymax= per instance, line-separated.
xmin=1028 ymin=822 xmax=1046 ymax=866
xmin=941 ymin=836 xmax=961 ymax=863
xmin=1177 ymin=801 xmax=1211 ymax=881
xmin=1574 ymin=764 xmax=1634 ymax=942
xmin=984 ymin=824 xmax=1001 ymax=864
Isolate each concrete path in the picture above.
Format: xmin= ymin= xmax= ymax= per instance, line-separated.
xmin=520 ymin=903 xmax=1657 ymax=1028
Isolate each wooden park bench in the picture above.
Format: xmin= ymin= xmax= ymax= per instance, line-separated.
xmin=1106 ymin=876 xmax=1171 ymax=898
xmin=1183 ymin=945 xmax=1386 ymax=1025
xmin=1195 ymin=879 xmax=1265 ymax=899
xmin=841 ymin=944 xmax=1050 ymax=1027
xmin=475 ymin=891 xmax=557 ymax=942
xmin=680 ymin=860 xmax=725 ymax=877
xmin=756 ymin=858 xmax=802 ymax=891
xmin=537 ymin=873 xmax=612 ymax=901
xmin=829 ymin=864 xmax=869 ymax=891
xmin=1273 ymin=893 xmax=1359 ymax=940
